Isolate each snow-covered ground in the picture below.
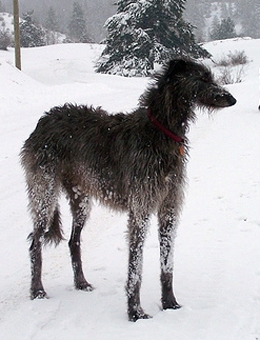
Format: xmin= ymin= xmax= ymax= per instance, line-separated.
xmin=0 ymin=39 xmax=260 ymax=340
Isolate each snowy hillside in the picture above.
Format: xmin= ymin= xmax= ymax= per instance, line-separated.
xmin=0 ymin=39 xmax=260 ymax=339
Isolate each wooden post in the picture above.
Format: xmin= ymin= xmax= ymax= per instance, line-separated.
xmin=13 ymin=0 xmax=21 ymax=70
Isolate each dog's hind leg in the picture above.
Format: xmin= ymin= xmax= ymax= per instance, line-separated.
xmin=126 ymin=211 xmax=151 ymax=321
xmin=67 ymin=185 xmax=93 ymax=292
xmin=158 ymin=202 xmax=181 ymax=310
xmin=27 ymin=169 xmax=60 ymax=299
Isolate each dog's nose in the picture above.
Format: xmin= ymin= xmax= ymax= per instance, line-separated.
xmin=226 ymin=93 xmax=237 ymax=106
xmin=214 ymin=92 xmax=237 ymax=107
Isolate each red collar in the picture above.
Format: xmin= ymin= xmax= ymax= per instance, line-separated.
xmin=147 ymin=109 xmax=184 ymax=144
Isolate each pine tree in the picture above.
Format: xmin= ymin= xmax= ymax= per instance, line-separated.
xmin=210 ymin=15 xmax=220 ymax=41
xmin=218 ymin=17 xmax=237 ymax=40
xmin=96 ymin=0 xmax=210 ymax=77
xmin=96 ymin=1 xmax=154 ymax=77
xmin=45 ymin=7 xmax=59 ymax=45
xmin=163 ymin=0 xmax=209 ymax=59
xmin=117 ymin=0 xmax=133 ymax=12
xmin=210 ymin=17 xmax=237 ymax=41
xmin=20 ymin=11 xmax=46 ymax=48
xmin=0 ymin=0 xmax=5 ymax=12
xmin=0 ymin=27 xmax=12 ymax=50
xmin=68 ymin=2 xmax=88 ymax=42
xmin=220 ymin=3 xmax=229 ymax=19
xmin=45 ymin=7 xmax=59 ymax=32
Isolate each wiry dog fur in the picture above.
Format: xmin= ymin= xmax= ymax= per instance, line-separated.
xmin=20 ymin=58 xmax=236 ymax=321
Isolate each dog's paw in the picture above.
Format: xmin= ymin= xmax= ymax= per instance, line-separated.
xmin=128 ymin=307 xmax=152 ymax=322
xmin=75 ymin=281 xmax=94 ymax=292
xmin=162 ymin=298 xmax=181 ymax=310
xmin=30 ymin=289 xmax=48 ymax=300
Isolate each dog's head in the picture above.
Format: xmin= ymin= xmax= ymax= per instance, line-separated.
xmin=160 ymin=59 xmax=237 ymax=109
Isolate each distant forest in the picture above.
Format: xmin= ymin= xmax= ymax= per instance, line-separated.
xmin=0 ymin=0 xmax=115 ymax=42
xmin=1 ymin=0 xmax=259 ymax=42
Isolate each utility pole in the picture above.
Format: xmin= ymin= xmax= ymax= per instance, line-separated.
xmin=13 ymin=0 xmax=21 ymax=70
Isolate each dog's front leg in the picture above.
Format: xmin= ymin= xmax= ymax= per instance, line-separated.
xmin=158 ymin=203 xmax=181 ymax=310
xmin=126 ymin=211 xmax=151 ymax=321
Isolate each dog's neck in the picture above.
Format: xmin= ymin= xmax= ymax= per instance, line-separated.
xmin=147 ymin=108 xmax=186 ymax=142
xmin=142 ymin=86 xmax=194 ymax=135
xmin=147 ymin=109 xmax=186 ymax=156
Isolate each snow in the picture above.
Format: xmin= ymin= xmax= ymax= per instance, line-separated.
xmin=0 ymin=39 xmax=260 ymax=339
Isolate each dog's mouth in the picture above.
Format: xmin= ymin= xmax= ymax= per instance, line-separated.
xmin=212 ymin=93 xmax=237 ymax=107
xmin=199 ymin=92 xmax=237 ymax=108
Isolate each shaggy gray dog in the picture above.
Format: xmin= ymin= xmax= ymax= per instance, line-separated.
xmin=21 ymin=58 xmax=236 ymax=321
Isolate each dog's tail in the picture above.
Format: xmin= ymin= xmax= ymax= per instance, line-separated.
xmin=43 ymin=206 xmax=64 ymax=246
xmin=27 ymin=205 xmax=64 ymax=247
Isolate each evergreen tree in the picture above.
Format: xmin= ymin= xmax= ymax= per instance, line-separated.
xmin=68 ymin=2 xmax=88 ymax=42
xmin=96 ymin=0 xmax=210 ymax=77
xmin=45 ymin=7 xmax=59 ymax=45
xmin=202 ymin=0 xmax=212 ymax=19
xmin=20 ymin=11 xmax=46 ymax=47
xmin=220 ymin=3 xmax=228 ymax=19
xmin=96 ymin=2 xmax=153 ymax=77
xmin=45 ymin=6 xmax=59 ymax=32
xmin=117 ymin=0 xmax=133 ymax=12
xmin=0 ymin=0 xmax=5 ymax=12
xmin=210 ymin=15 xmax=220 ymax=41
xmin=0 ymin=27 xmax=12 ymax=50
xmin=210 ymin=17 xmax=237 ymax=40
xmin=220 ymin=17 xmax=236 ymax=39
xmin=164 ymin=0 xmax=209 ymax=59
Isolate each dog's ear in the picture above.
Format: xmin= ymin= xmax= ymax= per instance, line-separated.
xmin=158 ymin=59 xmax=188 ymax=91
xmin=168 ymin=59 xmax=187 ymax=76
xmin=161 ymin=59 xmax=188 ymax=86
